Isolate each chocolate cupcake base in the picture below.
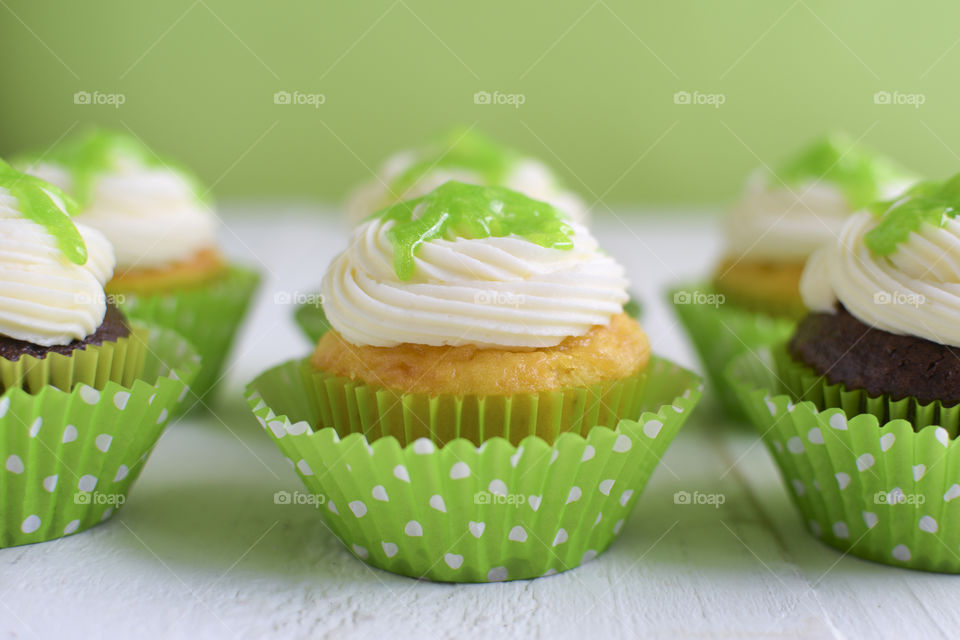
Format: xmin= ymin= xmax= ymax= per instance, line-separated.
xmin=0 ymin=305 xmax=130 ymax=361
xmin=790 ymin=306 xmax=960 ymax=407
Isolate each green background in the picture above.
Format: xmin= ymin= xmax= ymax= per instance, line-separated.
xmin=1 ymin=0 xmax=957 ymax=207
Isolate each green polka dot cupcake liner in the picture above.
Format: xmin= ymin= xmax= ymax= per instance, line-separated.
xmin=246 ymin=356 xmax=701 ymax=582
xmin=293 ymin=295 xmax=331 ymax=345
xmin=727 ymin=344 xmax=960 ymax=573
xmin=669 ymin=282 xmax=794 ymax=419
xmin=0 ymin=325 xmax=147 ymax=395
xmin=0 ymin=323 xmax=199 ymax=548
xmin=294 ymin=291 xmax=644 ymax=346
xmin=307 ymin=362 xmax=657 ymax=448
xmin=117 ymin=264 xmax=260 ymax=407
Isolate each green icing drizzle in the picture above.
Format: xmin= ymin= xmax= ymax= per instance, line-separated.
xmin=19 ymin=128 xmax=206 ymax=206
xmin=777 ymin=133 xmax=910 ymax=209
xmin=0 ymin=159 xmax=86 ymax=264
xmin=389 ymin=128 xmax=519 ymax=199
xmin=380 ymin=180 xmax=574 ymax=281
xmin=865 ymin=174 xmax=960 ymax=255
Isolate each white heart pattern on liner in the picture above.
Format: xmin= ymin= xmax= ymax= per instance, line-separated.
xmin=508 ymin=526 xmax=527 ymax=542
xmin=643 ymin=420 xmax=663 ymax=439
xmin=429 ymin=495 xmax=446 ymax=512
xmin=829 ymin=413 xmax=847 ymax=430
xmin=879 ymin=433 xmax=895 ymax=452
xmin=444 ymin=553 xmax=464 ymax=570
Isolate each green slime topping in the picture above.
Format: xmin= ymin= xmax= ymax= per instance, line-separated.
xmin=865 ymin=174 xmax=960 ymax=255
xmin=389 ymin=128 xmax=519 ymax=199
xmin=380 ymin=180 xmax=574 ymax=281
xmin=19 ymin=128 xmax=206 ymax=206
xmin=777 ymin=133 xmax=910 ymax=210
xmin=0 ymin=159 xmax=86 ymax=264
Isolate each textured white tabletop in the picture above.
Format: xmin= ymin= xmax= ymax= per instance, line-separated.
xmin=2 ymin=207 xmax=956 ymax=640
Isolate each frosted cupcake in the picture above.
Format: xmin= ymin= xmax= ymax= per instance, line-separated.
xmin=0 ymin=159 xmax=198 ymax=547
xmin=713 ymin=134 xmax=912 ymax=318
xmin=295 ymin=128 xmax=624 ymax=343
xmin=729 ymin=173 xmax=960 ymax=572
xmin=672 ymin=134 xmax=912 ymax=416
xmin=346 ymin=127 xmax=586 ymax=226
xmin=20 ymin=129 xmax=259 ymax=404
xmin=248 ymin=181 xmax=700 ymax=582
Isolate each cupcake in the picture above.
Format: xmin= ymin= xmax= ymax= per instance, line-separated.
xmin=296 ymin=128 xmax=600 ymax=342
xmin=19 ymin=129 xmax=260 ymax=405
xmin=0 ymin=160 xmax=198 ymax=547
xmin=248 ymin=181 xmax=700 ymax=582
xmin=728 ymin=173 xmax=960 ymax=572
xmin=672 ymin=134 xmax=912 ymax=416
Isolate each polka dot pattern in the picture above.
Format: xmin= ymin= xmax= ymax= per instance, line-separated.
xmin=0 ymin=325 xmax=197 ymax=548
xmin=740 ymin=369 xmax=960 ymax=574
xmin=246 ymin=355 xmax=701 ymax=582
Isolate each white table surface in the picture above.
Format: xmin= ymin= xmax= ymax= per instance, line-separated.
xmin=2 ymin=207 xmax=955 ymax=640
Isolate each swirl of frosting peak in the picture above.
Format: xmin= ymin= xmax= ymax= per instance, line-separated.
xmin=724 ymin=135 xmax=912 ymax=262
xmin=346 ymin=128 xmax=586 ymax=225
xmin=322 ymin=181 xmax=627 ymax=348
xmin=0 ymin=168 xmax=115 ymax=346
xmin=801 ymin=175 xmax=960 ymax=347
xmin=21 ymin=129 xmax=218 ymax=270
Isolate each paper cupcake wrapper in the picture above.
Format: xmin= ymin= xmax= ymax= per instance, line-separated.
xmin=727 ymin=344 xmax=960 ymax=573
xmin=669 ymin=282 xmax=794 ymax=418
xmin=293 ymin=296 xmax=331 ymax=344
xmin=0 ymin=327 xmax=148 ymax=395
xmin=117 ymin=264 xmax=260 ymax=404
xmin=776 ymin=350 xmax=960 ymax=435
xmin=0 ymin=323 xmax=200 ymax=548
xmin=711 ymin=287 xmax=807 ymax=322
xmin=308 ymin=364 xmax=658 ymax=448
xmin=246 ymin=355 xmax=701 ymax=582
xmin=293 ymin=291 xmax=644 ymax=345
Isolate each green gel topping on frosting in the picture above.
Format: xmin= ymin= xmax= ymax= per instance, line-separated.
xmin=865 ymin=174 xmax=960 ymax=255
xmin=777 ymin=134 xmax=909 ymax=210
xmin=389 ymin=128 xmax=519 ymax=199
xmin=380 ymin=180 xmax=574 ymax=281
xmin=0 ymin=159 xmax=86 ymax=264
xmin=19 ymin=128 xmax=206 ymax=206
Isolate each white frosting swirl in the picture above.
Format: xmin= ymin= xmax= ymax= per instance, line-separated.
xmin=321 ymin=219 xmax=628 ymax=348
xmin=27 ymin=158 xmax=218 ymax=270
xmin=0 ymin=189 xmax=115 ymax=346
xmin=801 ymin=210 xmax=960 ymax=347
xmin=346 ymin=152 xmax=586 ymax=226
xmin=724 ymin=171 xmax=910 ymax=262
